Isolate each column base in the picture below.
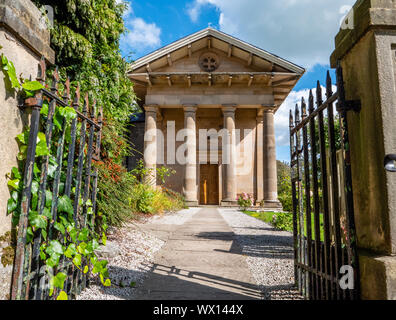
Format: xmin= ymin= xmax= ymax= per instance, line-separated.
xmin=221 ymin=200 xmax=238 ymax=207
xmin=185 ymin=200 xmax=199 ymax=207
xmin=261 ymin=200 xmax=283 ymax=210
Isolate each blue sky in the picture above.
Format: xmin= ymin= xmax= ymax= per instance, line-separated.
xmin=119 ymin=0 xmax=355 ymax=162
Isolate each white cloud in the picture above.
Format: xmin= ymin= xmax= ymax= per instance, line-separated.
xmin=275 ymin=85 xmax=336 ymax=146
xmin=187 ymin=0 xmax=355 ymax=68
xmin=124 ymin=18 xmax=161 ymax=48
xmin=120 ymin=1 xmax=161 ymax=56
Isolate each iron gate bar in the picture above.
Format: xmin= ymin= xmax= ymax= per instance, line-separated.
xmin=316 ymin=81 xmax=333 ymax=300
xmin=325 ymin=71 xmax=343 ymax=300
xmin=301 ymin=97 xmax=313 ymax=299
xmin=10 ymin=59 xmax=45 ymax=300
xmin=289 ymin=62 xmax=360 ymax=300
xmin=10 ymin=57 xmax=103 ymax=300
xmin=335 ymin=61 xmax=360 ymax=300
xmin=290 ymin=92 xmax=339 ymax=134
xmin=31 ymin=67 xmax=59 ymax=300
xmin=289 ymin=110 xmax=298 ymax=290
xmin=308 ymin=90 xmax=322 ymax=300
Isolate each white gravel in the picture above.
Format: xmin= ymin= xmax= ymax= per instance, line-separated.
xmin=77 ymin=208 xmax=199 ymax=300
xmin=218 ymin=208 xmax=303 ymax=300
xmin=77 ymin=222 xmax=164 ymax=300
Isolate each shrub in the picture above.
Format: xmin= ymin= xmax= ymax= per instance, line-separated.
xmin=237 ymin=193 xmax=253 ymax=210
xmin=95 ymin=159 xmax=136 ymax=227
xmin=272 ymin=211 xmax=293 ymax=231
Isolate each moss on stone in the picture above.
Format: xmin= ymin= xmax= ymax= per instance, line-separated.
xmin=1 ymin=246 xmax=15 ymax=267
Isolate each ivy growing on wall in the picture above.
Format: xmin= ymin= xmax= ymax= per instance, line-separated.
xmin=31 ymin=0 xmax=137 ymax=133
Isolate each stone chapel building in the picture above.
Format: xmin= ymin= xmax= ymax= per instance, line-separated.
xmin=127 ymin=28 xmax=304 ymax=208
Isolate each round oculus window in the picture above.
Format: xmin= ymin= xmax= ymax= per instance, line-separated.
xmin=199 ymin=52 xmax=220 ymax=72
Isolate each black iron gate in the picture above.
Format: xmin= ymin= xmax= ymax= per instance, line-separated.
xmin=10 ymin=57 xmax=103 ymax=300
xmin=289 ymin=62 xmax=360 ymax=300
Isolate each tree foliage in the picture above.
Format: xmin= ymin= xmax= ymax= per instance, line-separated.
xmin=32 ymin=0 xmax=137 ymax=125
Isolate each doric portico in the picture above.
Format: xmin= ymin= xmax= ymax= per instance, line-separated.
xmin=128 ymin=28 xmax=304 ymax=208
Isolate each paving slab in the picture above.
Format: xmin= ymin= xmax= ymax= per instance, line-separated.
xmin=135 ymin=208 xmax=261 ymax=300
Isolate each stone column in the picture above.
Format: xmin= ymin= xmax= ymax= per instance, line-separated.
xmin=221 ymin=105 xmax=237 ymax=205
xmin=256 ymin=109 xmax=264 ymax=204
xmin=144 ymin=105 xmax=158 ymax=186
xmin=330 ymin=0 xmax=396 ymax=300
xmin=183 ymin=105 xmax=198 ymax=206
xmin=263 ymin=109 xmax=282 ymax=209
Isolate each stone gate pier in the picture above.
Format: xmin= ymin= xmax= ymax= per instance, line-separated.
xmin=331 ymin=0 xmax=396 ymax=300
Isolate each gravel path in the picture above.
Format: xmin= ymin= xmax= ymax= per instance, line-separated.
xmin=218 ymin=208 xmax=303 ymax=300
xmin=77 ymin=208 xmax=199 ymax=300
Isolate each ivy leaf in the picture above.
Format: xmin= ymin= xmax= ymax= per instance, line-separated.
xmin=40 ymin=244 xmax=47 ymax=260
xmin=77 ymin=242 xmax=87 ymax=255
xmin=59 ymin=107 xmax=77 ymax=122
xmin=22 ymin=81 xmax=44 ymax=92
xmin=11 ymin=167 xmax=22 ymax=179
xmin=73 ymin=254 xmax=82 ymax=268
xmin=54 ymin=222 xmax=65 ymax=235
xmin=56 ymin=291 xmax=68 ymax=300
xmin=102 ymin=232 xmax=107 ymax=246
xmin=42 ymin=207 xmax=51 ymax=219
xmin=16 ymin=131 xmax=29 ymax=145
xmin=45 ymin=190 xmax=52 ymax=208
xmin=7 ymin=198 xmax=17 ymax=214
xmin=26 ymin=226 xmax=33 ymax=244
xmin=51 ymin=272 xmax=67 ymax=290
xmin=29 ymin=211 xmax=47 ymax=230
xmin=17 ymin=145 xmax=27 ymax=161
xmin=58 ymin=195 xmax=73 ymax=216
xmin=40 ymin=100 xmax=49 ymax=116
xmin=2 ymin=55 xmax=20 ymax=89
xmin=64 ymin=244 xmax=77 ymax=259
xmin=45 ymin=240 xmax=64 ymax=256
xmin=7 ymin=179 xmax=20 ymax=190
xmin=83 ymin=265 xmax=89 ymax=274
xmin=78 ymin=228 xmax=89 ymax=242
xmin=41 ymin=228 xmax=47 ymax=240
xmin=46 ymin=253 xmax=60 ymax=268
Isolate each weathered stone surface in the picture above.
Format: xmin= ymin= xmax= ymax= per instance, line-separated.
xmin=331 ymin=0 xmax=396 ymax=300
xmin=0 ymin=0 xmax=54 ymax=300
xmin=0 ymin=0 xmax=54 ymax=63
xmin=96 ymin=241 xmax=121 ymax=259
xmin=359 ymin=252 xmax=396 ymax=300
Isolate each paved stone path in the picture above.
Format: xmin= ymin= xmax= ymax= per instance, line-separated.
xmin=135 ymin=208 xmax=262 ymax=300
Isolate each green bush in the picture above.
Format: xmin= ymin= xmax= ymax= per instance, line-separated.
xmin=130 ymin=184 xmax=155 ymax=214
xmin=277 ymin=161 xmax=293 ymax=212
xmin=272 ymin=211 xmax=293 ymax=231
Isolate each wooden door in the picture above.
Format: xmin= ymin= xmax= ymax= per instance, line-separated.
xmin=199 ymin=164 xmax=219 ymax=205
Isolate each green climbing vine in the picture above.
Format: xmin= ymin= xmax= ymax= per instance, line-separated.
xmin=1 ymin=51 xmax=110 ymax=300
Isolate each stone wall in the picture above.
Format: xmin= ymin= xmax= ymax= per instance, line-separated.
xmin=0 ymin=0 xmax=54 ymax=300
xmin=330 ymin=0 xmax=396 ymax=300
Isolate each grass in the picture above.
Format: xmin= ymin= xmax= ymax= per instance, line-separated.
xmin=243 ymin=210 xmax=324 ymax=241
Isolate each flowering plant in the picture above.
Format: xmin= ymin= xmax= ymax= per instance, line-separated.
xmin=237 ymin=193 xmax=253 ymax=210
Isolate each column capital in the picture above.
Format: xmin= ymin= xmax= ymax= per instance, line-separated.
xmin=263 ymin=108 xmax=275 ymax=114
xmin=183 ymin=104 xmax=197 ymax=113
xmin=144 ymin=104 xmax=159 ymax=113
xmin=221 ymin=104 xmax=237 ymax=114
xmin=257 ymin=108 xmax=265 ymax=117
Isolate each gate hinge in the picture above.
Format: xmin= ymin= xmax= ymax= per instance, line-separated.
xmin=336 ymin=100 xmax=361 ymax=113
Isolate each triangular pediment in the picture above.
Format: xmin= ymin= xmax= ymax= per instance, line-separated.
xmin=128 ymin=28 xmax=304 ymax=74
xmin=128 ymin=28 xmax=305 ymax=109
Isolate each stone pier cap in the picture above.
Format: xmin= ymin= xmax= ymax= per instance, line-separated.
xmin=331 ymin=0 xmax=396 ymax=67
